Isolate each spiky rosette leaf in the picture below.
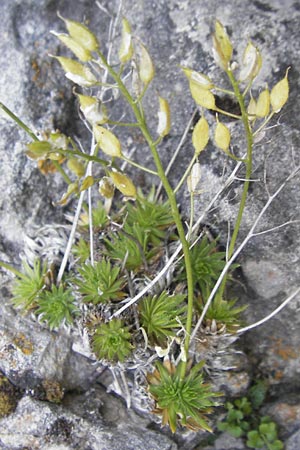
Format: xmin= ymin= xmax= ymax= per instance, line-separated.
xmin=36 ymin=285 xmax=78 ymax=330
xmin=202 ymin=293 xmax=247 ymax=333
xmin=125 ymin=195 xmax=174 ymax=246
xmin=139 ymin=291 xmax=186 ymax=344
xmin=92 ymin=319 xmax=133 ymax=362
xmin=74 ymin=259 xmax=126 ymax=304
xmin=147 ymin=360 xmax=220 ymax=433
xmin=11 ymin=259 xmax=47 ymax=310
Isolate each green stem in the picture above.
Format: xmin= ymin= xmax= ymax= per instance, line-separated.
xmin=0 ymin=260 xmax=23 ymax=278
xmin=174 ymin=154 xmax=197 ymax=194
xmin=218 ymin=68 xmax=253 ymax=298
xmin=0 ymin=102 xmax=39 ymax=141
xmin=97 ymin=50 xmax=194 ymax=379
xmin=122 ymin=155 xmax=158 ymax=176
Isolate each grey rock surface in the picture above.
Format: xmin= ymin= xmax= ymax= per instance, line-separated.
xmin=1 ymin=0 xmax=300 ymax=448
xmin=0 ymin=394 xmax=177 ymax=450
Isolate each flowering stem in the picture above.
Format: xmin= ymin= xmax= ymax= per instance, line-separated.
xmin=218 ymin=68 xmax=253 ymax=298
xmin=97 ymin=50 xmax=194 ymax=379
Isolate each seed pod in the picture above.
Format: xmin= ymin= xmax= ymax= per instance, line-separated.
xmin=58 ymin=14 xmax=99 ymax=51
xmin=51 ymin=32 xmax=92 ymax=62
xmin=157 ymin=96 xmax=171 ymax=137
xmin=270 ymin=68 xmax=290 ymax=113
xmin=182 ymin=67 xmax=214 ymax=90
xmin=119 ymin=18 xmax=133 ymax=63
xmin=239 ymin=41 xmax=262 ymax=81
xmin=212 ymin=20 xmax=233 ymax=70
xmin=50 ymin=132 xmax=68 ymax=150
xmin=26 ymin=141 xmax=52 ymax=159
xmin=255 ymin=89 xmax=270 ymax=117
xmin=67 ymin=158 xmax=85 ymax=177
xmin=214 ymin=121 xmax=231 ymax=151
xmin=77 ymin=94 xmax=108 ymax=124
xmin=80 ymin=175 xmax=95 ymax=192
xmin=98 ymin=176 xmax=115 ymax=199
xmin=52 ymin=56 xmax=97 ymax=87
xmin=138 ymin=42 xmax=155 ymax=85
xmin=247 ymin=95 xmax=257 ymax=120
xmin=109 ymin=171 xmax=136 ymax=198
xmin=189 ymin=81 xmax=216 ymax=110
xmin=57 ymin=182 xmax=78 ymax=205
xmin=93 ymin=125 xmax=122 ymax=158
xmin=187 ymin=162 xmax=201 ymax=193
xmin=192 ymin=116 xmax=209 ymax=155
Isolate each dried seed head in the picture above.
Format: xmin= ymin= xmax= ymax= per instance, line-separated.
xmin=255 ymin=88 xmax=270 ymax=117
xmin=214 ymin=121 xmax=231 ymax=152
xmin=67 ymin=158 xmax=85 ymax=177
xmin=157 ymin=96 xmax=171 ymax=137
xmin=93 ymin=125 xmax=122 ymax=158
xmin=182 ymin=67 xmax=214 ymax=90
xmin=80 ymin=175 xmax=95 ymax=192
xmin=98 ymin=176 xmax=115 ymax=199
xmin=51 ymin=32 xmax=92 ymax=62
xmin=77 ymin=94 xmax=108 ymax=125
xmin=119 ymin=17 xmax=133 ymax=63
xmin=270 ymin=68 xmax=290 ymax=113
xmin=51 ymin=56 xmax=97 ymax=87
xmin=58 ymin=14 xmax=99 ymax=51
xmin=212 ymin=20 xmax=233 ymax=70
xmin=247 ymin=95 xmax=257 ymax=120
xmin=239 ymin=41 xmax=262 ymax=81
xmin=192 ymin=116 xmax=210 ymax=155
xmin=187 ymin=162 xmax=201 ymax=193
xmin=189 ymin=81 xmax=216 ymax=110
xmin=26 ymin=141 xmax=52 ymax=159
xmin=109 ymin=171 xmax=136 ymax=198
xmin=138 ymin=42 xmax=155 ymax=85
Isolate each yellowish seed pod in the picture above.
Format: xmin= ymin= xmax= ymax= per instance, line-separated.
xmin=212 ymin=20 xmax=233 ymax=70
xmin=57 ymin=182 xmax=79 ymax=205
xmin=189 ymin=81 xmax=216 ymax=110
xmin=109 ymin=171 xmax=136 ymax=198
xmin=182 ymin=67 xmax=214 ymax=90
xmin=239 ymin=41 xmax=262 ymax=81
xmin=52 ymin=56 xmax=97 ymax=86
xmin=98 ymin=176 xmax=115 ymax=199
xmin=255 ymin=89 xmax=270 ymax=117
xmin=67 ymin=158 xmax=85 ymax=177
xmin=192 ymin=116 xmax=210 ymax=155
xmin=247 ymin=96 xmax=257 ymax=120
xmin=93 ymin=125 xmax=122 ymax=158
xmin=26 ymin=141 xmax=52 ymax=159
xmin=270 ymin=68 xmax=290 ymax=113
xmin=59 ymin=15 xmax=99 ymax=51
xmin=99 ymin=177 xmax=115 ymax=198
xmin=187 ymin=162 xmax=201 ymax=193
xmin=51 ymin=32 xmax=92 ymax=62
xmin=77 ymin=94 xmax=108 ymax=124
xmin=119 ymin=18 xmax=133 ymax=63
xmin=214 ymin=121 xmax=231 ymax=151
xmin=157 ymin=96 xmax=171 ymax=137
xmin=80 ymin=175 xmax=95 ymax=192
xmin=50 ymin=132 xmax=68 ymax=150
xmin=138 ymin=42 xmax=155 ymax=85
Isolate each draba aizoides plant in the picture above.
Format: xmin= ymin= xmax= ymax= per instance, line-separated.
xmin=0 ymin=9 xmax=293 ymax=434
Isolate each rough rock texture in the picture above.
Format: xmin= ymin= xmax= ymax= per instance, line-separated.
xmin=1 ymin=0 xmax=300 ymax=448
xmin=0 ymin=393 xmax=177 ymax=450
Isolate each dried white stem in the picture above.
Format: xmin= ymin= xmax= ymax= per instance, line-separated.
xmin=191 ymin=165 xmax=300 ymax=342
xmin=237 ymin=286 xmax=300 ymax=334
